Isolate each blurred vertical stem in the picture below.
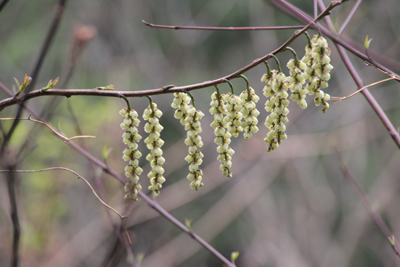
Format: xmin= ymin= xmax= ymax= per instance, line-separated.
xmin=0 ymin=0 xmax=10 ymax=13
xmin=0 ymin=0 xmax=68 ymax=156
xmin=335 ymin=150 xmax=400 ymax=257
xmin=6 ymin=164 xmax=20 ymax=267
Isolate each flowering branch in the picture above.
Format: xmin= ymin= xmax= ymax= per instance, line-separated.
xmin=270 ymin=0 xmax=400 ymax=149
xmin=0 ymin=82 xmax=235 ymax=267
xmin=0 ymin=0 xmax=345 ymax=112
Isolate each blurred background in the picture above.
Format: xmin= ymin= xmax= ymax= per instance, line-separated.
xmin=1 ymin=0 xmax=400 ymax=266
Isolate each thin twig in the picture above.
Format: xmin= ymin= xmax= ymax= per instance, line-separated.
xmin=338 ymin=0 xmax=363 ymax=34
xmin=138 ymin=192 xmax=236 ymax=267
xmin=142 ymin=20 xmax=304 ymax=31
xmin=334 ymin=149 xmax=400 ymax=257
xmin=1 ymin=167 xmax=133 ymax=243
xmin=330 ymin=77 xmax=396 ymax=103
xmin=0 ymin=167 xmax=127 ymax=221
xmin=317 ymin=0 xmax=400 ymax=148
xmin=314 ymin=0 xmax=318 ymax=18
xmin=0 ymin=0 xmax=68 ymax=157
xmin=0 ymin=117 xmax=95 ymax=143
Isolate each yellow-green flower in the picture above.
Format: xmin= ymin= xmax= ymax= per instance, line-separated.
xmin=262 ymin=71 xmax=290 ymax=152
xmin=239 ymin=88 xmax=260 ymax=140
xmin=120 ymin=108 xmax=143 ymax=201
xmin=210 ymin=91 xmax=234 ymax=178
xmin=143 ymin=103 xmax=165 ymax=195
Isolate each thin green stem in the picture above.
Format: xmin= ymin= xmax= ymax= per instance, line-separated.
xmin=119 ymin=94 xmax=131 ymax=111
xmin=270 ymin=54 xmax=282 ymax=73
xmin=239 ymin=75 xmax=251 ymax=101
xmin=263 ymin=61 xmax=272 ymax=80
xmin=304 ymin=31 xmax=312 ymax=48
xmin=146 ymin=96 xmax=155 ymax=115
xmin=214 ymin=85 xmax=222 ymax=103
xmin=187 ymin=92 xmax=196 ymax=108
xmin=285 ymin=47 xmax=300 ymax=66
xmin=223 ymin=79 xmax=235 ymax=95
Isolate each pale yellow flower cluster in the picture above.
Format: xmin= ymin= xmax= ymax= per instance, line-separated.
xmin=302 ymin=35 xmax=333 ymax=113
xmin=262 ymin=71 xmax=290 ymax=152
xmin=210 ymin=91 xmax=234 ymax=178
xmin=143 ymin=103 xmax=165 ymax=195
xmin=120 ymin=108 xmax=143 ymax=201
xmin=239 ymin=88 xmax=260 ymax=140
xmin=171 ymin=92 xmax=205 ymax=190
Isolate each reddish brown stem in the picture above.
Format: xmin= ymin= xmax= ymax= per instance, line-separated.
xmin=143 ymin=20 xmax=304 ymax=31
xmin=335 ymin=150 xmax=400 ymax=257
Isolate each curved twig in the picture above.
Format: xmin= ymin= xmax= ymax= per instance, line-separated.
xmin=0 ymin=116 xmax=95 ymax=143
xmin=0 ymin=167 xmax=126 ymax=220
xmin=330 ymin=77 xmax=396 ymax=103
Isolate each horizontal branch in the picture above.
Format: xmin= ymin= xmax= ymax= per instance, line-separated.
xmin=0 ymin=1 xmax=342 ymax=111
xmin=143 ymin=20 xmax=304 ymax=31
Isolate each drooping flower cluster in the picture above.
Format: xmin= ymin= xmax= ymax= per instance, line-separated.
xmin=120 ymin=108 xmax=143 ymax=201
xmin=223 ymin=93 xmax=243 ymax=138
xmin=210 ymin=91 xmax=234 ymax=178
xmin=171 ymin=92 xmax=205 ymax=190
xmin=287 ymin=58 xmax=308 ymax=109
xmin=184 ymin=105 xmax=205 ymax=190
xmin=301 ymin=35 xmax=333 ymax=113
xmin=143 ymin=103 xmax=165 ymax=195
xmin=239 ymin=88 xmax=260 ymax=140
xmin=263 ymin=71 xmax=290 ymax=152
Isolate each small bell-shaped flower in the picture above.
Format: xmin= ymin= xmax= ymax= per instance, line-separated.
xmin=287 ymin=58 xmax=308 ymax=109
xmin=262 ymin=71 xmax=290 ymax=152
xmin=143 ymin=103 xmax=165 ymax=195
xmin=210 ymin=91 xmax=234 ymax=178
xmin=120 ymin=108 xmax=143 ymax=201
xmin=240 ymin=87 xmax=260 ymax=140
xmin=223 ymin=92 xmax=243 ymax=138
